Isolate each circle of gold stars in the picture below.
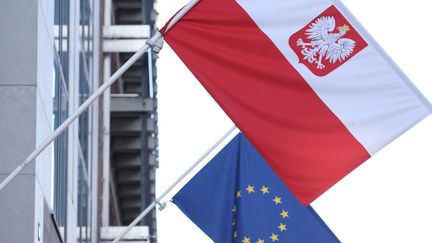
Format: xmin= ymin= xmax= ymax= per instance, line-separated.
xmin=232 ymin=184 xmax=290 ymax=242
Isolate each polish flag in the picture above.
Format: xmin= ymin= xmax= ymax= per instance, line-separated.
xmin=162 ymin=0 xmax=432 ymax=205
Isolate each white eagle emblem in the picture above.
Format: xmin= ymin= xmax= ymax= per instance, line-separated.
xmin=296 ymin=16 xmax=356 ymax=69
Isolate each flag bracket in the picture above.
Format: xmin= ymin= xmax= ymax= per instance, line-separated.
xmin=145 ymin=30 xmax=164 ymax=53
xmin=155 ymin=200 xmax=167 ymax=211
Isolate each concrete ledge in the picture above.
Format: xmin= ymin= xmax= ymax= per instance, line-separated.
xmin=100 ymin=226 xmax=149 ymax=241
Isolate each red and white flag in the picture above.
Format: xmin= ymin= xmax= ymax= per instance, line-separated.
xmin=162 ymin=0 xmax=432 ymax=205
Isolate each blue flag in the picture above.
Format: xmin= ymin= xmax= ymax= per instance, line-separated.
xmin=172 ymin=133 xmax=340 ymax=243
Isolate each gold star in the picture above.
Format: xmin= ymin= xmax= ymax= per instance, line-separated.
xmin=232 ymin=219 xmax=236 ymax=226
xmin=237 ymin=191 xmax=242 ymax=198
xmin=260 ymin=186 xmax=269 ymax=194
xmin=246 ymin=185 xmax=255 ymax=193
xmin=273 ymin=196 xmax=282 ymax=205
xmin=256 ymin=239 xmax=265 ymax=243
xmin=270 ymin=233 xmax=279 ymax=242
xmin=278 ymin=223 xmax=287 ymax=232
xmin=233 ymin=231 xmax=238 ymax=239
xmin=242 ymin=236 xmax=251 ymax=243
xmin=232 ymin=205 xmax=237 ymax=213
xmin=280 ymin=210 xmax=289 ymax=219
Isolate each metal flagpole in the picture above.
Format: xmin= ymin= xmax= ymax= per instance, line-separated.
xmin=111 ymin=126 xmax=237 ymax=243
xmin=0 ymin=0 xmax=200 ymax=193
xmin=0 ymin=33 xmax=161 ymax=192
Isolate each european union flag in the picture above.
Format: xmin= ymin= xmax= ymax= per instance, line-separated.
xmin=172 ymin=133 xmax=340 ymax=243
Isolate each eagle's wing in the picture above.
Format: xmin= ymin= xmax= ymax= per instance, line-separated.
xmin=325 ymin=38 xmax=356 ymax=63
xmin=306 ymin=16 xmax=336 ymax=41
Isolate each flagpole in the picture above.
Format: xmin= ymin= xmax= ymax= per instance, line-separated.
xmin=0 ymin=33 xmax=162 ymax=192
xmin=0 ymin=0 xmax=201 ymax=193
xmin=111 ymin=125 xmax=237 ymax=243
xmin=164 ymin=0 xmax=200 ymax=32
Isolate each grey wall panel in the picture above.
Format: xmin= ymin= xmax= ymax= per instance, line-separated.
xmin=0 ymin=0 xmax=37 ymax=85
xmin=0 ymin=1 xmax=52 ymax=243
xmin=0 ymin=86 xmax=36 ymax=174
xmin=0 ymin=174 xmax=35 ymax=243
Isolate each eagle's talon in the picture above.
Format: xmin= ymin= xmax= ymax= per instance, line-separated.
xmin=316 ymin=62 xmax=325 ymax=69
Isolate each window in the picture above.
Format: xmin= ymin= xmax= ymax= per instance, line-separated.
xmin=53 ymin=0 xmax=70 ymax=239
xmin=77 ymin=0 xmax=94 ymax=242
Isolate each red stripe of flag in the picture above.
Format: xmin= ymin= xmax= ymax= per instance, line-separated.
xmin=163 ymin=0 xmax=370 ymax=205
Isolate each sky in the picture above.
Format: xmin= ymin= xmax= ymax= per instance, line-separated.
xmin=154 ymin=1 xmax=432 ymax=242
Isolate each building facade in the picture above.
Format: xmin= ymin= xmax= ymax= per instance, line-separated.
xmin=0 ymin=0 xmax=158 ymax=242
